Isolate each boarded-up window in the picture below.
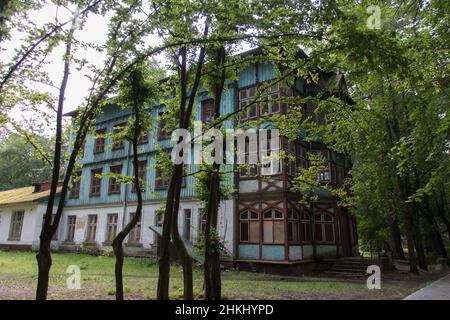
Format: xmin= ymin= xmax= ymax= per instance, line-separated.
xmin=132 ymin=160 xmax=147 ymax=192
xmin=86 ymin=215 xmax=97 ymax=242
xmin=112 ymin=123 xmax=126 ymax=150
xmin=69 ymin=171 xmax=81 ymax=198
xmin=313 ymin=212 xmax=334 ymax=243
xmin=9 ymin=210 xmax=24 ymax=240
xmin=240 ymin=210 xmax=259 ymax=243
xmin=106 ymin=214 xmax=118 ymax=242
xmin=262 ymin=209 xmax=284 ymax=244
xmin=89 ymin=168 xmax=102 ymax=197
xmin=93 ymin=128 xmax=106 ymax=153
xmin=157 ymin=112 xmax=170 ymax=140
xmin=155 ymin=165 xmax=169 ymax=189
xmin=108 ymin=165 xmax=122 ymax=194
xmin=66 ymin=215 xmax=76 ymax=242
xmin=128 ymin=212 xmax=141 ymax=244
xmin=138 ymin=132 xmax=148 ymax=144
xmin=201 ymin=99 xmax=215 ymax=123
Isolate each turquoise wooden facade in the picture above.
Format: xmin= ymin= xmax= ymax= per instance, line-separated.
xmin=64 ymin=54 xmax=357 ymax=266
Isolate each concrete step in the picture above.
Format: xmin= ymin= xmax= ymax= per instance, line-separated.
xmin=324 ymin=271 xmax=366 ymax=278
xmin=329 ymin=267 xmax=367 ymax=273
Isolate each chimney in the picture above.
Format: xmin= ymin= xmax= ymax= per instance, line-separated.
xmin=33 ymin=181 xmax=63 ymax=193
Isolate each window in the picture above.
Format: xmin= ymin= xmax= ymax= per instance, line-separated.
xmin=108 ymin=165 xmax=122 ymax=194
xmin=239 ymin=86 xmax=257 ymax=120
xmin=285 ymin=141 xmax=308 ymax=176
xmin=314 ymin=212 xmax=334 ymax=242
xmin=93 ymin=128 xmax=106 ymax=153
xmin=112 ymin=123 xmax=126 ymax=150
xmin=301 ymin=212 xmax=312 ymax=242
xmin=155 ymin=165 xmax=170 ymax=189
xmin=263 ymin=209 xmax=284 ymax=244
xmin=9 ymin=210 xmax=24 ymax=241
xmin=106 ymin=214 xmax=118 ymax=242
xmin=260 ymin=130 xmax=280 ymax=175
xmin=128 ymin=212 xmax=141 ymax=244
xmin=157 ymin=112 xmax=170 ymax=140
xmin=260 ymin=83 xmax=282 ymax=116
xmin=132 ymin=160 xmax=147 ymax=192
xmin=313 ymin=150 xmax=331 ymax=182
xmin=86 ymin=215 xmax=97 ymax=242
xmin=66 ymin=215 xmax=76 ymax=242
xmin=201 ymin=99 xmax=215 ymax=123
xmin=69 ymin=171 xmax=82 ymax=198
xmin=288 ymin=209 xmax=300 ymax=243
xmin=138 ymin=132 xmax=148 ymax=145
xmin=89 ymin=168 xmax=102 ymax=197
xmin=183 ymin=209 xmax=191 ymax=240
xmin=238 ymin=136 xmax=257 ymax=177
xmin=239 ymin=210 xmax=259 ymax=243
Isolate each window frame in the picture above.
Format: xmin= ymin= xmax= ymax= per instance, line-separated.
xmin=111 ymin=122 xmax=127 ymax=150
xmin=85 ymin=214 xmax=98 ymax=242
xmin=69 ymin=171 xmax=82 ymax=199
xmin=66 ymin=215 xmax=76 ymax=242
xmin=108 ymin=165 xmax=122 ymax=194
xmin=239 ymin=210 xmax=260 ymax=243
xmin=131 ymin=160 xmax=147 ymax=193
xmin=93 ymin=128 xmax=106 ymax=154
xmin=157 ymin=112 xmax=170 ymax=140
xmin=105 ymin=213 xmax=118 ymax=243
xmin=9 ymin=210 xmax=24 ymax=241
xmin=89 ymin=168 xmax=102 ymax=197
xmin=201 ymin=99 xmax=215 ymax=123
xmin=128 ymin=212 xmax=142 ymax=244
xmin=262 ymin=208 xmax=284 ymax=244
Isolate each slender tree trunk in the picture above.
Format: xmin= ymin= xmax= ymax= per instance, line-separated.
xmin=203 ymin=47 xmax=226 ymax=300
xmin=170 ymin=180 xmax=194 ymax=299
xmin=157 ymin=164 xmax=182 ymax=300
xmin=157 ymin=23 xmax=208 ymax=299
xmin=388 ymin=215 xmax=405 ymax=260
xmin=412 ymin=213 xmax=428 ymax=271
xmin=36 ymin=10 xmax=79 ymax=300
xmin=112 ymin=72 xmax=145 ymax=300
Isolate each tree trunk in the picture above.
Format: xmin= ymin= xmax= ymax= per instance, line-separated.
xmin=35 ymin=237 xmax=52 ymax=300
xmin=112 ymin=74 xmax=144 ymax=300
xmin=203 ymin=47 xmax=225 ymax=300
xmin=35 ymin=10 xmax=79 ymax=300
xmin=412 ymin=215 xmax=428 ymax=271
xmin=157 ymin=164 xmax=182 ymax=300
xmin=388 ymin=215 xmax=405 ymax=260
xmin=157 ymin=29 xmax=208 ymax=299
xmin=170 ymin=180 xmax=194 ymax=299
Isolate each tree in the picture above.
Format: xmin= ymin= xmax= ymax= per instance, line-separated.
xmin=110 ymin=64 xmax=159 ymax=300
xmin=0 ymin=133 xmax=53 ymax=190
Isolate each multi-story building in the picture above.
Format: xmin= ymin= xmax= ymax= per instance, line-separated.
xmin=0 ymin=49 xmax=358 ymax=274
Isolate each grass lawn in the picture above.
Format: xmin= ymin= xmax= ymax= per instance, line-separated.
xmin=0 ymin=250 xmax=443 ymax=300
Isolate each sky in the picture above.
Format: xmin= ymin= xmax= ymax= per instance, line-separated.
xmin=1 ymin=2 xmax=254 ymax=137
xmin=0 ymin=3 xmax=165 ymax=135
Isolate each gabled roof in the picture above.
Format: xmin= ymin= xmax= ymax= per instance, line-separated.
xmin=0 ymin=186 xmax=61 ymax=206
